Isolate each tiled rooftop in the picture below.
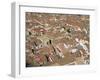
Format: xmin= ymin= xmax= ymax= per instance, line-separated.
xmin=25 ymin=12 xmax=90 ymax=67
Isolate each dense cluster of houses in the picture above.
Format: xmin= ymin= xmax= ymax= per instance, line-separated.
xmin=26 ymin=12 xmax=90 ymax=67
